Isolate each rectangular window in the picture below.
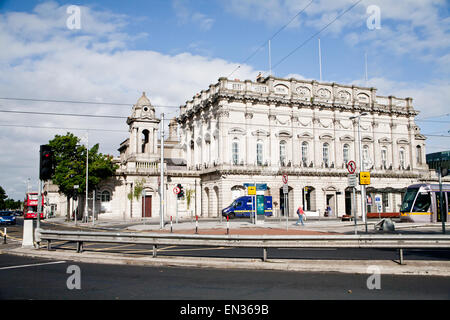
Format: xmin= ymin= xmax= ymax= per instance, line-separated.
xmin=279 ymin=141 xmax=286 ymax=166
xmin=232 ymin=142 xmax=239 ymax=165
xmin=381 ymin=148 xmax=387 ymax=168
xmin=257 ymin=143 xmax=263 ymax=166
xmin=302 ymin=142 xmax=308 ymax=164
xmin=323 ymin=143 xmax=329 ymax=166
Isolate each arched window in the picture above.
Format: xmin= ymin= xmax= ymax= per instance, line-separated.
xmin=399 ymin=148 xmax=405 ymax=169
xmin=343 ymin=144 xmax=350 ymax=165
xmin=141 ymin=129 xmax=149 ymax=153
xmin=256 ymin=140 xmax=263 ymax=165
xmin=416 ymin=145 xmax=422 ymax=164
xmin=101 ymin=190 xmax=111 ymax=202
xmin=381 ymin=146 xmax=387 ymax=169
xmin=323 ymin=143 xmax=329 ymax=166
xmin=279 ymin=140 xmax=287 ymax=166
xmin=363 ymin=145 xmax=369 ymax=162
xmin=301 ymin=141 xmax=308 ymax=164
xmin=232 ymin=138 xmax=239 ymax=165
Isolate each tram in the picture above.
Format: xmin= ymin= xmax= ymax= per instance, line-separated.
xmin=400 ymin=184 xmax=450 ymax=223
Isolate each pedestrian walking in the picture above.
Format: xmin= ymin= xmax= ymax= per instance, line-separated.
xmin=295 ymin=206 xmax=305 ymax=226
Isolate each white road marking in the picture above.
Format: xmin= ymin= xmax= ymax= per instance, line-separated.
xmin=0 ymin=260 xmax=67 ymax=270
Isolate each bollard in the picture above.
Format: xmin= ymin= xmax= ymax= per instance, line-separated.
xmin=226 ymin=215 xmax=229 ymax=235
xmin=170 ymin=216 xmax=173 ymax=233
xmin=3 ymin=227 xmax=6 ymax=244
xmin=263 ymin=248 xmax=268 ymax=262
xmin=195 ymin=215 xmax=198 ymax=234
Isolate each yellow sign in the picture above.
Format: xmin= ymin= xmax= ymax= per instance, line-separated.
xmin=359 ymin=172 xmax=371 ymax=185
xmin=248 ymin=186 xmax=256 ymax=195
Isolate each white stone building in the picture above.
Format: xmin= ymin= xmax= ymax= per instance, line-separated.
xmin=177 ymin=75 xmax=430 ymax=219
xmin=46 ymin=75 xmax=436 ymax=221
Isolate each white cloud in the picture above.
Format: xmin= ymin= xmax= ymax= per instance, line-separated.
xmin=352 ymin=76 xmax=450 ymax=119
xmin=223 ymin=0 xmax=450 ymax=59
xmin=0 ymin=2 xmax=254 ymax=200
xmin=172 ymin=0 xmax=215 ymax=31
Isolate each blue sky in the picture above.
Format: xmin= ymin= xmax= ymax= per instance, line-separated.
xmin=0 ymin=0 xmax=449 ymax=199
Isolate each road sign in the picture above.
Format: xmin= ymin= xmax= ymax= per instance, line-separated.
xmin=248 ymin=186 xmax=256 ymax=195
xmin=359 ymin=171 xmax=371 ymax=185
xmin=283 ymin=184 xmax=289 ymax=194
xmin=282 ymin=174 xmax=288 ymax=184
xmin=347 ymin=160 xmax=356 ymax=174
xmin=348 ymin=174 xmax=357 ymax=187
xmin=173 ymin=186 xmax=180 ymax=195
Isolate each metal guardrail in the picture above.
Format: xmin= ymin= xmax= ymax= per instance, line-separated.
xmin=36 ymin=228 xmax=450 ymax=264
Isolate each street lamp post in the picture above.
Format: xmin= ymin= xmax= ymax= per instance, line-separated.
xmin=84 ymin=131 xmax=89 ymax=223
xmin=350 ymin=112 xmax=368 ymax=233
xmin=160 ymin=113 xmax=165 ymax=229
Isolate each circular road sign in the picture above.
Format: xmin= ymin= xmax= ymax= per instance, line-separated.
xmin=282 ymin=174 xmax=288 ymax=184
xmin=347 ymin=160 xmax=356 ymax=174
xmin=173 ymin=186 xmax=180 ymax=195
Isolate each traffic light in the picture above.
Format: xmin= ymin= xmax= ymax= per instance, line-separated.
xmin=39 ymin=145 xmax=54 ymax=181
xmin=177 ymin=183 xmax=184 ymax=199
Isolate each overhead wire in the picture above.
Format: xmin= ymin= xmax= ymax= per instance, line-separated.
xmin=227 ymin=0 xmax=314 ymax=78
xmin=269 ymin=0 xmax=364 ymax=73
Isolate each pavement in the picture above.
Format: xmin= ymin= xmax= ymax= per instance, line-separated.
xmin=1 ymin=216 xmax=450 ymax=277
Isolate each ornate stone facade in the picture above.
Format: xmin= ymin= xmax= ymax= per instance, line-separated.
xmin=46 ymin=76 xmax=437 ymax=221
xmin=177 ymin=76 xmax=431 ymax=218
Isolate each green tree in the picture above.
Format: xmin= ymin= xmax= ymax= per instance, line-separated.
xmin=48 ymin=132 xmax=118 ymax=220
xmin=0 ymin=186 xmax=22 ymax=210
xmin=0 ymin=186 xmax=7 ymax=210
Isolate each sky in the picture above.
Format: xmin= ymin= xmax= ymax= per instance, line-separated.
xmin=0 ymin=0 xmax=449 ymax=200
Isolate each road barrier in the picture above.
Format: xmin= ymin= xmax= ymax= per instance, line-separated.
xmin=36 ymin=228 xmax=450 ymax=264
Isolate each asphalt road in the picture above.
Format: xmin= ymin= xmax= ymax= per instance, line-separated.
xmin=0 ymin=253 xmax=449 ymax=301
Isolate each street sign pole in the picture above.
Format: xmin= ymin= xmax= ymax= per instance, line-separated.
xmin=353 ymin=186 xmax=357 ymax=235
xmin=254 ymin=181 xmax=257 ymax=225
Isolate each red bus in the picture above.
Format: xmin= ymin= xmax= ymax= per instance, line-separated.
xmin=23 ymin=192 xmax=45 ymax=219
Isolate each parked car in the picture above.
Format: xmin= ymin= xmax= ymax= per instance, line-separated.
xmin=0 ymin=211 xmax=16 ymax=225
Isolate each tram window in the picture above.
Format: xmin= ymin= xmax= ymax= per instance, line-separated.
xmin=447 ymin=192 xmax=450 ymax=212
xmin=412 ymin=192 xmax=431 ymax=212
xmin=400 ymin=188 xmax=418 ymax=212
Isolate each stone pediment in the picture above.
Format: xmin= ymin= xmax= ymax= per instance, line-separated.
xmin=319 ymin=133 xmax=334 ymax=140
xmin=298 ymin=132 xmax=313 ymax=139
xmin=252 ymin=129 xmax=270 ymax=137
xmin=228 ymin=127 xmax=246 ymax=135
xmin=276 ymin=130 xmax=292 ymax=138
xmin=339 ymin=135 xmax=354 ymax=142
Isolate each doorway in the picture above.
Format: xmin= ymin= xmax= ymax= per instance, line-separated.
xmin=142 ymin=195 xmax=152 ymax=218
xmin=326 ymin=193 xmax=336 ymax=217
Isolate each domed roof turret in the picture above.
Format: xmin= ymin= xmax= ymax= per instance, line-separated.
xmin=136 ymin=92 xmax=151 ymax=106
xmin=127 ymin=92 xmax=158 ymax=125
